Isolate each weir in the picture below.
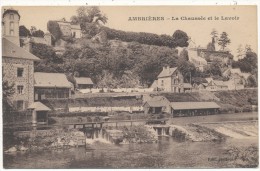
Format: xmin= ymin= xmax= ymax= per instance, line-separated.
xmin=152 ymin=125 xmax=170 ymax=136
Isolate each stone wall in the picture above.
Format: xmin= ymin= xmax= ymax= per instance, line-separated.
xmin=2 ymin=57 xmax=34 ymax=109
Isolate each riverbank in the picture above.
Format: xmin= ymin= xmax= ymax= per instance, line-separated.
xmin=4 ymin=124 xmax=158 ymax=153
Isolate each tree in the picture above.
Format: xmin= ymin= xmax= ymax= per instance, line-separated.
xmin=2 ymin=75 xmax=15 ymax=112
xmin=177 ymin=59 xmax=196 ymax=82
xmin=204 ymin=59 xmax=222 ymax=76
xmin=179 ymin=48 xmax=189 ymax=61
xmin=246 ymin=75 xmax=257 ymax=87
xmin=71 ymin=6 xmax=108 ymax=25
xmin=232 ymin=50 xmax=257 ymax=74
xmin=31 ymin=43 xmax=64 ymax=72
xmin=172 ymin=30 xmax=189 ymax=47
xmin=19 ymin=25 xmax=31 ymax=37
xmin=210 ymin=29 xmax=218 ymax=42
xmin=207 ymin=42 xmax=215 ymax=51
xmin=218 ymin=32 xmax=231 ymax=51
xmin=236 ymin=44 xmax=245 ymax=60
xmin=245 ymin=44 xmax=252 ymax=53
xmin=31 ymin=29 xmax=45 ymax=37
xmin=47 ymin=21 xmax=62 ymax=40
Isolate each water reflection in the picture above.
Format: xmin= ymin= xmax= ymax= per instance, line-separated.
xmin=4 ymin=136 xmax=257 ymax=169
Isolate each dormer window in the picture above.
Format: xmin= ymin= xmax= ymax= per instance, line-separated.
xmin=10 ymin=14 xmax=14 ymax=20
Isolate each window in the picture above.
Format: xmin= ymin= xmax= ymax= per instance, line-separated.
xmin=161 ymin=80 xmax=164 ymax=86
xmin=10 ymin=22 xmax=14 ymax=29
xmin=10 ymin=14 xmax=14 ymax=20
xmin=17 ymin=85 xmax=24 ymax=94
xmin=17 ymin=68 xmax=24 ymax=77
xmin=10 ymin=30 xmax=14 ymax=36
xmin=9 ymin=22 xmax=14 ymax=36
xmin=16 ymin=100 xmax=24 ymax=110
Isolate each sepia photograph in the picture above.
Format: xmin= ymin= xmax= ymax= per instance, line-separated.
xmin=1 ymin=3 xmax=259 ymax=169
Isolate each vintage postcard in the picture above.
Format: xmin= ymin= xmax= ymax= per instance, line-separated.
xmin=1 ymin=3 xmax=259 ymax=169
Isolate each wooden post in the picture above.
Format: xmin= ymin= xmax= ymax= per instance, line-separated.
xmin=32 ymin=110 xmax=37 ymax=130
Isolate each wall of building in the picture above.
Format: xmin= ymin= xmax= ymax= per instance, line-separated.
xmin=57 ymin=22 xmax=71 ymax=37
xmin=158 ymin=77 xmax=172 ymax=91
xmin=2 ymin=12 xmax=20 ymax=46
xmin=34 ymin=87 xmax=71 ymax=100
xmin=171 ymin=70 xmax=184 ymax=93
xmin=2 ymin=57 xmax=34 ymax=110
xmin=71 ymin=29 xmax=82 ymax=38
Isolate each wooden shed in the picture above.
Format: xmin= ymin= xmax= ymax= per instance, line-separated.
xmin=171 ymin=102 xmax=220 ymax=117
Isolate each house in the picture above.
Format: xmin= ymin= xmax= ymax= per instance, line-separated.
xmin=75 ymin=77 xmax=94 ymax=89
xmin=222 ymin=68 xmax=242 ymax=78
xmin=34 ymin=72 xmax=72 ymax=100
xmin=222 ymin=67 xmax=250 ymax=88
xmin=71 ymin=25 xmax=82 ymax=38
xmin=206 ymin=80 xmax=228 ymax=91
xmin=56 ymin=18 xmax=72 ymax=37
xmin=188 ymin=49 xmax=207 ymax=71
xmin=198 ymin=83 xmax=208 ymax=90
xmin=150 ymin=80 xmax=158 ymax=90
xmin=2 ymin=9 xmax=40 ymax=111
xmin=157 ymin=66 xmax=191 ymax=93
xmin=143 ymin=96 xmax=171 ymax=114
xmin=171 ymin=102 xmax=220 ymax=117
xmin=20 ymin=32 xmax=53 ymax=52
xmin=57 ymin=18 xmax=82 ymax=38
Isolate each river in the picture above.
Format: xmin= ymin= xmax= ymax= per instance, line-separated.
xmin=3 ymin=112 xmax=258 ymax=169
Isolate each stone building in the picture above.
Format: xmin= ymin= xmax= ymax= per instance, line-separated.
xmin=2 ymin=9 xmax=40 ymax=111
xmin=57 ymin=18 xmax=82 ymax=38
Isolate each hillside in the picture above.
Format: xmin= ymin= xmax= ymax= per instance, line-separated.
xmin=61 ymin=37 xmax=180 ymax=87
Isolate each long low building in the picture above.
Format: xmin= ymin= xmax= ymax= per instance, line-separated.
xmin=171 ymin=102 xmax=220 ymax=117
xmin=34 ymin=72 xmax=72 ymax=100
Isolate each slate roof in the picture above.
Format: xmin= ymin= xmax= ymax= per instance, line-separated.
xmin=28 ymin=102 xmax=51 ymax=111
xmin=157 ymin=67 xmax=178 ymax=78
xmin=171 ymin=102 xmax=220 ymax=110
xmin=144 ymin=101 xmax=167 ymax=107
xmin=71 ymin=25 xmax=81 ymax=30
xmin=213 ymin=80 xmax=228 ymax=87
xmin=75 ymin=77 xmax=94 ymax=85
xmin=3 ymin=9 xmax=20 ymax=19
xmin=2 ymin=38 xmax=40 ymax=61
xmin=34 ymin=72 xmax=71 ymax=88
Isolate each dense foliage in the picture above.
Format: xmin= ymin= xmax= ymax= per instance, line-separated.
xmin=47 ymin=21 xmax=62 ymax=40
xmin=97 ymin=27 xmax=189 ymax=48
xmin=32 ymin=39 xmax=197 ymax=87
xmin=19 ymin=25 xmax=31 ymax=37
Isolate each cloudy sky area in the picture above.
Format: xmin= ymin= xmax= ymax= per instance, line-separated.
xmin=5 ymin=6 xmax=257 ymax=59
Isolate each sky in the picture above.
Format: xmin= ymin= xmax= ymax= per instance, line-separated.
xmin=3 ymin=6 xmax=258 ymax=58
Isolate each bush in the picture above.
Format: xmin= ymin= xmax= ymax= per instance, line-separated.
xmin=242 ymin=105 xmax=252 ymax=112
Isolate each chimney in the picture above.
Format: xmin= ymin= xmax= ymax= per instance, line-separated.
xmin=163 ymin=66 xmax=170 ymax=73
